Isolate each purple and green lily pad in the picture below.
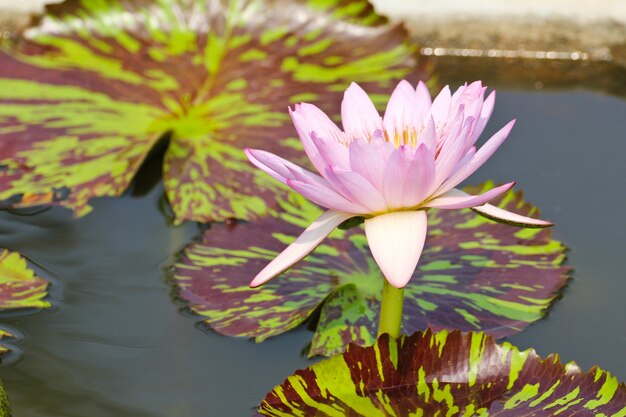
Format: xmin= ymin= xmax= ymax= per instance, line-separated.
xmin=256 ymin=329 xmax=626 ymax=416
xmin=0 ymin=0 xmax=421 ymax=223
xmin=0 ymin=249 xmax=50 ymax=310
xmin=171 ymin=182 xmax=570 ymax=357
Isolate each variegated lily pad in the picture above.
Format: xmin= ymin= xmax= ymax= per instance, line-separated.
xmin=0 ymin=0 xmax=420 ymax=223
xmin=0 ymin=249 xmax=50 ymax=310
xmin=171 ymin=182 xmax=569 ymax=356
xmin=257 ymin=330 xmax=626 ymax=417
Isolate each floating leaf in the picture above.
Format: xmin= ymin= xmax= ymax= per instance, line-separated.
xmin=0 ymin=249 xmax=50 ymax=310
xmin=256 ymin=330 xmax=626 ymax=417
xmin=0 ymin=0 xmax=420 ymax=222
xmin=171 ymin=182 xmax=569 ymax=356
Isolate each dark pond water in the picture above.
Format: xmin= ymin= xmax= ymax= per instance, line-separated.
xmin=0 ymin=88 xmax=624 ymax=417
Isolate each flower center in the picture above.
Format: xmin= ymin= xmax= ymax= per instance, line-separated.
xmin=383 ymin=127 xmax=419 ymax=148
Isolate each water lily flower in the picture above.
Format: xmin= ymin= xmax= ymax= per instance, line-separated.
xmin=246 ymin=80 xmax=553 ymax=289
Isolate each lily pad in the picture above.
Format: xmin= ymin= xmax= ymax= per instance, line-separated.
xmin=256 ymin=330 xmax=626 ymax=417
xmin=0 ymin=249 xmax=50 ymax=310
xmin=171 ymin=182 xmax=569 ymax=356
xmin=0 ymin=0 xmax=419 ymax=223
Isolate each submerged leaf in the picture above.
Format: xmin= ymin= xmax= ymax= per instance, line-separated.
xmin=0 ymin=0 xmax=420 ymax=223
xmin=257 ymin=330 xmax=626 ymax=417
xmin=0 ymin=329 xmax=15 ymax=357
xmin=171 ymin=182 xmax=569 ymax=356
xmin=0 ymin=249 xmax=50 ymax=310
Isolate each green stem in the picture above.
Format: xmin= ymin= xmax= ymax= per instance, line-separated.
xmin=377 ymin=280 xmax=405 ymax=338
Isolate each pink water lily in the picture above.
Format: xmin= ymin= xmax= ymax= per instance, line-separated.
xmin=246 ymin=80 xmax=553 ymax=289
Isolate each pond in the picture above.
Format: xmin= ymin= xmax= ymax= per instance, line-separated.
xmin=0 ymin=83 xmax=624 ymax=416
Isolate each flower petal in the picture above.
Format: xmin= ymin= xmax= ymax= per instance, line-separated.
xmin=364 ymin=210 xmax=428 ymax=288
xmin=415 ymin=81 xmax=432 ymax=123
xmin=472 ymin=203 xmax=554 ymax=228
xmin=287 ymin=179 xmax=366 ymax=214
xmin=310 ymin=132 xmax=350 ymax=171
xmin=401 ymin=144 xmax=436 ymax=207
xmin=451 ymin=81 xmax=485 ymax=122
xmin=341 ymin=82 xmax=382 ymax=139
xmin=348 ymin=138 xmax=393 ymax=190
xmin=429 ymin=85 xmax=451 ymax=127
xmin=434 ymin=119 xmax=473 ymax=186
xmin=470 ymin=90 xmax=496 ymax=145
xmin=290 ymin=104 xmax=345 ymax=174
xmin=293 ymin=103 xmax=344 ymax=141
xmin=419 ymin=116 xmax=437 ymax=151
xmin=245 ymin=148 xmax=321 ymax=185
xmin=383 ymin=80 xmax=422 ymax=138
xmin=425 ymin=182 xmax=515 ymax=209
xmin=382 ymin=146 xmax=414 ymax=209
xmin=250 ymin=210 xmax=354 ymax=287
xmin=436 ymin=120 xmax=516 ymax=194
xmin=324 ymin=167 xmax=387 ymax=212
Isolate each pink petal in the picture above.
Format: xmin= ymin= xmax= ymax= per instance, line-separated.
xmin=290 ymin=103 xmax=347 ymax=174
xmin=250 ymin=210 xmax=354 ymax=287
xmin=470 ymin=90 xmax=496 ymax=145
xmin=289 ymin=108 xmax=329 ymax=174
xmin=434 ymin=105 xmax=464 ymax=154
xmin=425 ymin=182 xmax=515 ymax=209
xmin=450 ymin=146 xmax=476 ymax=175
xmin=293 ymin=103 xmax=344 ymax=141
xmin=472 ymin=203 xmax=554 ymax=228
xmin=415 ymin=81 xmax=432 ymax=123
xmin=430 ymin=85 xmax=451 ymax=127
xmin=383 ymin=80 xmax=422 ymax=139
xmin=419 ymin=116 xmax=437 ymax=151
xmin=450 ymin=83 xmax=468 ymax=103
xmin=364 ymin=210 xmax=428 ymax=288
xmin=245 ymin=148 xmax=320 ymax=185
xmin=285 ymin=165 xmax=336 ymax=193
xmin=310 ymin=132 xmax=350 ymax=171
xmin=324 ymin=167 xmax=387 ymax=212
xmin=382 ymin=147 xmax=413 ymax=209
xmin=287 ymin=179 xmax=366 ymax=214
xmin=451 ymin=81 xmax=484 ymax=110
xmin=341 ymin=82 xmax=382 ymax=139
xmin=436 ymin=120 xmax=516 ymax=194
xmin=434 ymin=120 xmax=473 ymax=186
xmin=401 ymin=145 xmax=436 ymax=207
xmin=348 ymin=139 xmax=393 ymax=190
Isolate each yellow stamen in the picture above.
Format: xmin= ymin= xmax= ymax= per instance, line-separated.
xmin=383 ymin=128 xmax=419 ymax=148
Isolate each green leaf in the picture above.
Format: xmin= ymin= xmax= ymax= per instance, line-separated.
xmin=171 ymin=182 xmax=570 ymax=356
xmin=0 ymin=249 xmax=50 ymax=310
xmin=257 ymin=330 xmax=626 ymax=417
xmin=0 ymin=379 xmax=9 ymax=417
xmin=0 ymin=0 xmax=419 ymax=223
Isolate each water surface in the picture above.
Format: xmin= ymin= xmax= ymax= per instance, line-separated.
xmin=0 ymin=89 xmax=624 ymax=417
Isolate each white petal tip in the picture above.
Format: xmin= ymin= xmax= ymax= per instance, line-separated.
xmin=249 ymin=274 xmax=270 ymax=288
xmin=471 ymin=204 xmax=555 ymax=229
xmin=249 ymin=210 xmax=354 ymax=288
xmin=386 ymin=275 xmax=412 ymax=289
